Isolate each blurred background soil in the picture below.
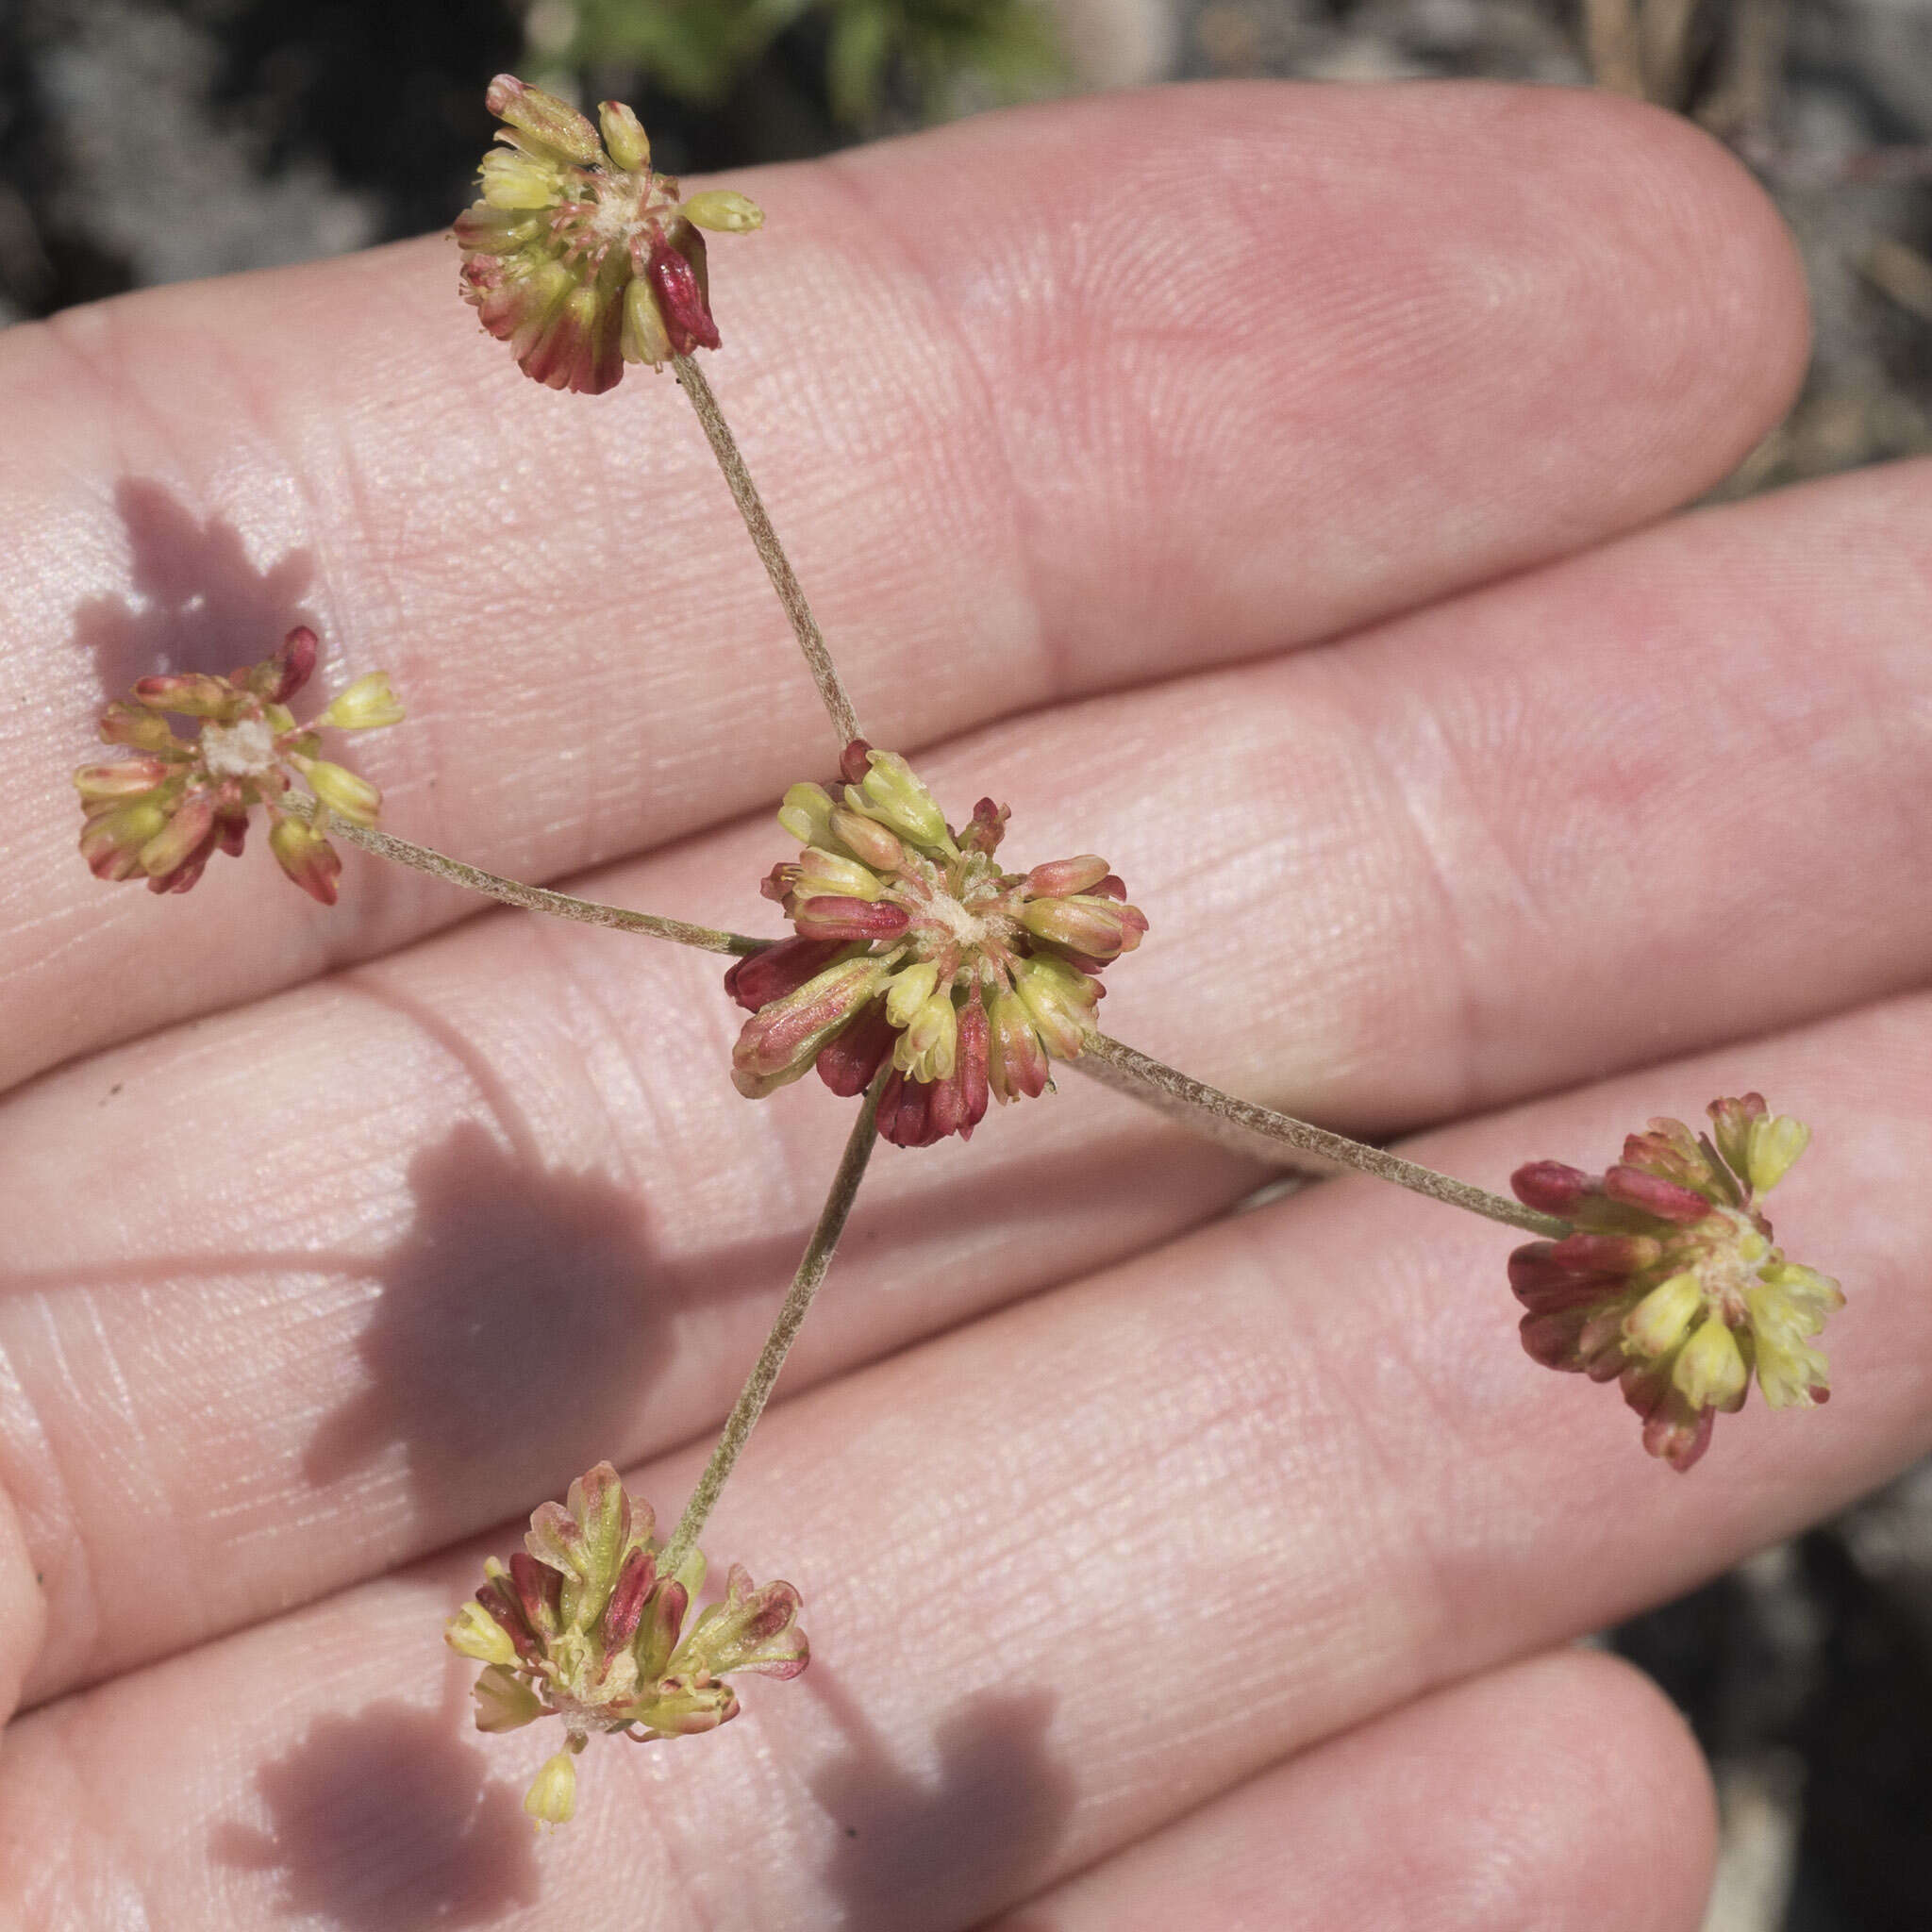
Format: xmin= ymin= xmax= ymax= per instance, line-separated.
xmin=1 ymin=3 xmax=1927 ymax=1926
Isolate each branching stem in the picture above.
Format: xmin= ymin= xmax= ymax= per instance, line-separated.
xmin=673 ymin=353 xmax=863 ymax=750
xmin=1079 ymin=1033 xmax=1569 ymax=1241
xmin=315 ymin=811 xmax=765 ymax=955
xmin=660 ymin=1073 xmax=883 ymax=1577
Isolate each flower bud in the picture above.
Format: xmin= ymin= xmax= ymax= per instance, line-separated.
xmin=732 ymin=958 xmax=890 ymax=1098
xmin=138 ymin=796 xmax=215 ymax=879
xmin=827 ymin=807 xmax=906 ymax=874
xmin=1623 ymin=1271 xmax=1703 ymax=1357
xmin=682 ymin=190 xmax=765 ymax=233
xmin=131 ymin=673 xmax=232 ymax=717
xmin=1024 ymin=855 xmax=1110 ymax=898
xmin=74 ymin=758 xmax=173 ymax=804
xmin=598 ymin=97 xmax=651 ymax=172
xmin=523 ymin=1750 xmax=578 ymax=1828
xmin=795 ymin=846 xmax=884 ymax=900
xmin=1013 ymin=957 xmax=1097 ymax=1059
xmin=854 ymin=751 xmax=950 ymax=850
xmin=317 ymin=672 xmax=405 ymax=731
xmin=1674 ymin=1317 xmax=1749 ymax=1410
xmin=792 ymin=895 xmax=910 ymax=943
xmin=621 ymin=276 xmax=675 ymax=368
xmin=646 ymin=233 xmax=720 ymax=356
xmin=486 ymin=75 xmax=602 ymax=166
xmin=884 ymin=961 xmax=941 ymax=1029
xmin=446 ymin=1602 xmax=522 ymax=1667
xmin=471 ymin=1663 xmax=544 ymax=1732
xmin=724 ymin=937 xmax=848 ymax=1013
xmin=303 ymin=759 xmax=383 ymax=826
xmin=777 ymin=782 xmax=837 ymax=848
xmin=987 ymin=989 xmax=1049 ymax=1102
xmin=269 ymin=817 xmax=342 ymax=905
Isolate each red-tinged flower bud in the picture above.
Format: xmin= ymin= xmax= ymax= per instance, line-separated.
xmin=138 ymin=794 xmax=215 ymax=880
xmin=732 ymin=958 xmax=891 ymax=1098
xmin=724 ymin=937 xmax=848 ymax=1014
xmin=795 ymin=846 xmax=884 ymax=900
xmin=1091 ymin=874 xmax=1127 ymax=901
xmin=1510 ymin=1161 xmax=1595 ymax=1216
xmin=1020 ymin=893 xmax=1147 ymax=961
xmin=269 ymin=818 xmax=342 ymax=905
xmin=960 ymin=797 xmax=1009 ymax=857
xmin=1025 ymin=855 xmax=1110 ymax=898
xmin=259 ymin=625 xmax=318 ymax=704
xmin=79 ymin=800 xmax=165 ymax=878
xmin=600 ymin=1546 xmax=657 ymax=1648
xmin=597 ymin=98 xmax=651 ymax=173
xmin=486 ymin=75 xmax=602 ymax=166
xmin=647 ymin=233 xmax=720 ymax=355
xmin=838 ymin=739 xmax=874 ymax=786
xmin=132 ymin=672 xmax=233 ymax=717
xmin=680 ymin=1565 xmax=808 ymax=1678
xmin=98 ymin=701 xmax=181 ymax=752
xmin=875 ymin=1069 xmax=930 ymax=1148
xmin=1602 ymin=1164 xmax=1710 ymax=1224
xmin=815 ymin=1003 xmax=897 ymax=1097
xmin=955 ymin=996 xmax=991 ymax=1137
xmin=987 ymin=987 xmax=1050 ymax=1103
xmin=792 ymin=895 xmax=911 ymax=943
xmin=508 ymin=1551 xmax=563 ymax=1639
xmin=74 ymin=758 xmax=173 ymax=803
xmin=1546 ymin=1231 xmax=1661 ymax=1276
xmin=215 ymin=807 xmax=250 ymax=858
xmin=826 ymin=807 xmax=906 ymax=874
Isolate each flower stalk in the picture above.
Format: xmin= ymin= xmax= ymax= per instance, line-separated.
xmin=673 ymin=353 xmax=863 ymax=749
xmin=1076 ymin=1032 xmax=1571 ymax=1240
xmin=659 ymin=1070 xmax=884 ymax=1579
xmin=300 ymin=807 xmax=765 ymax=955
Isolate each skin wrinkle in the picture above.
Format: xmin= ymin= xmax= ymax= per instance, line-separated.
xmin=821 ymin=150 xmax=1058 ymax=717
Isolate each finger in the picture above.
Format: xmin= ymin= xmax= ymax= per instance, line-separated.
xmin=0 ymin=997 xmax=1911 ymax=1925
xmin=980 ymin=1652 xmax=1715 ymax=1932
xmin=1 ymin=81 xmax=1805 ymax=1088
xmin=8 ymin=456 xmax=1932 ymax=1702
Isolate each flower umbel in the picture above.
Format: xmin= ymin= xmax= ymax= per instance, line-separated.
xmin=445 ymin=1462 xmax=808 ymax=1826
xmin=75 ymin=626 xmax=403 ymax=904
xmin=456 ymin=75 xmax=764 ymax=394
xmin=1507 ymin=1094 xmax=1843 ymax=1472
xmin=727 ymin=740 xmax=1148 ymax=1146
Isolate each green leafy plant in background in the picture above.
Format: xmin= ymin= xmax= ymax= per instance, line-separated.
xmin=539 ymin=0 xmax=1063 ymax=125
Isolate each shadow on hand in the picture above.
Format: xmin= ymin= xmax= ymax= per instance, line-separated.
xmin=806 ymin=1667 xmax=1074 ymax=1931
xmin=302 ymin=1118 xmax=674 ymax=1520
xmin=209 ymin=1691 xmax=539 ymax=1929
xmin=76 ymin=478 xmax=317 ymax=699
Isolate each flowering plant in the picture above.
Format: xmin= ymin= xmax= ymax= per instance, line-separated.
xmin=8 ymin=69 xmax=1913 ymax=1931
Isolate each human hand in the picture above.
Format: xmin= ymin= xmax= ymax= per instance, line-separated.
xmin=1 ymin=78 xmax=1924 ymax=1928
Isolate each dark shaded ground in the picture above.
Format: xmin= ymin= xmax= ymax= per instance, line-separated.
xmin=2 ymin=5 xmax=1926 ymax=1928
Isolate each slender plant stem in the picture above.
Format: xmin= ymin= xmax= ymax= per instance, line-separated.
xmin=673 ymin=353 xmax=863 ymax=751
xmin=312 ymin=811 xmax=765 ymax=956
xmin=660 ymin=1074 xmax=883 ymax=1577
xmin=1078 ymin=1033 xmax=1570 ymax=1241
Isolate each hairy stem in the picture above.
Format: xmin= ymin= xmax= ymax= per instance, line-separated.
xmin=1078 ymin=1033 xmax=1569 ymax=1241
xmin=673 ymin=353 xmax=863 ymax=750
xmin=660 ymin=1074 xmax=883 ymax=1576
xmin=317 ymin=812 xmax=765 ymax=955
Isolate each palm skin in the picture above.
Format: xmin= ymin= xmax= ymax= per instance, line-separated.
xmin=0 ymin=76 xmax=1926 ymax=1931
